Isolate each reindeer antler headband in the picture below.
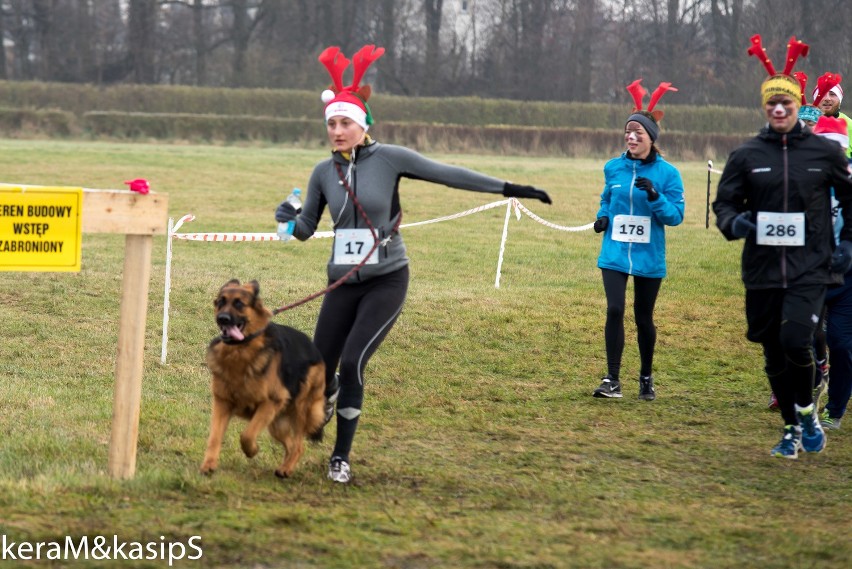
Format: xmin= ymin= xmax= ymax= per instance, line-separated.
xmin=318 ymin=45 xmax=385 ymax=129
xmin=813 ymin=72 xmax=843 ymax=107
xmin=748 ymin=34 xmax=808 ymax=106
xmin=793 ymin=71 xmax=822 ymax=124
xmin=624 ymin=79 xmax=678 ymax=143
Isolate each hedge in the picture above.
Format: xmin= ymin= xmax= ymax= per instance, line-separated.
xmin=0 ymin=80 xmax=763 ymax=136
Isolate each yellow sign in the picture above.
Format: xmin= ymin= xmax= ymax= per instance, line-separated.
xmin=0 ymin=186 xmax=83 ymax=272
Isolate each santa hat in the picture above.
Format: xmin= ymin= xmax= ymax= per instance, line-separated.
xmin=318 ymin=45 xmax=385 ymax=131
xmin=748 ymin=35 xmax=808 ymax=106
xmin=624 ymin=79 xmax=678 ymax=142
xmin=793 ymin=71 xmax=822 ymax=123
xmin=812 ymin=72 xmax=843 ymax=106
xmin=813 ymin=116 xmax=849 ymax=148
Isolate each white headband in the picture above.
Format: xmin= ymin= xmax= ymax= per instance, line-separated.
xmin=324 ymin=101 xmax=368 ymax=131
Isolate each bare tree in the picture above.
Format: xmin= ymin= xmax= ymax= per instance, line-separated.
xmin=0 ymin=2 xmax=7 ymax=80
xmin=128 ymin=0 xmax=158 ymax=83
xmin=423 ymin=0 xmax=443 ymax=94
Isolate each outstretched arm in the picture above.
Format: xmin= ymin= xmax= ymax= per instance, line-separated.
xmin=381 ymin=145 xmax=551 ymax=204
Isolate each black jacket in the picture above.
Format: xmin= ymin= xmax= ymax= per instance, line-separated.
xmin=713 ymin=122 xmax=852 ymax=289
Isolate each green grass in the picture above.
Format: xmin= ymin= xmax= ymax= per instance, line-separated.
xmin=0 ymin=140 xmax=849 ymax=568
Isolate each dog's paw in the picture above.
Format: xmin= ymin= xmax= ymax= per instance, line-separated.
xmin=199 ymin=460 xmax=217 ymax=475
xmin=240 ymin=436 xmax=259 ymax=458
xmin=274 ymin=468 xmax=291 ymax=479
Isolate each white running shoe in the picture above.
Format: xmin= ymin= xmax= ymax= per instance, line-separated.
xmin=328 ymin=456 xmax=351 ymax=484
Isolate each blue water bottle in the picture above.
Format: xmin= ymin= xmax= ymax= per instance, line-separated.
xmin=277 ymin=188 xmax=302 ymax=242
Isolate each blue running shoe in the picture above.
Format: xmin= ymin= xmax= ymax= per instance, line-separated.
xmin=770 ymin=425 xmax=802 ymax=459
xmin=797 ymin=404 xmax=826 ymax=453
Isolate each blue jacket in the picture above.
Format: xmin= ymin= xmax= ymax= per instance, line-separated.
xmin=596 ymin=152 xmax=685 ymax=278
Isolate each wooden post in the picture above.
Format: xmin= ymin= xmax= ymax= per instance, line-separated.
xmin=108 ymin=234 xmax=154 ymax=478
xmin=80 ymin=189 xmax=168 ymax=479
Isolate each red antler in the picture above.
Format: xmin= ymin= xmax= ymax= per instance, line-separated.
xmin=793 ymin=71 xmax=809 ymax=105
xmin=318 ymin=46 xmax=350 ymax=93
xmin=350 ymin=45 xmax=385 ymax=91
xmin=625 ymin=79 xmax=647 ymax=111
xmin=647 ymin=82 xmax=678 ymax=112
xmin=747 ymin=34 xmax=776 ymax=76
xmin=814 ymin=72 xmax=843 ymax=107
xmin=782 ymin=36 xmax=809 ymax=76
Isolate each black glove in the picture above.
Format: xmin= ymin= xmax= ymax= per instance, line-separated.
xmin=730 ymin=211 xmax=756 ymax=239
xmin=503 ymin=182 xmax=552 ymax=204
xmin=831 ymin=240 xmax=852 ymax=273
xmin=634 ymin=177 xmax=659 ymax=201
xmin=275 ymin=201 xmax=298 ymax=223
xmin=593 ymin=217 xmax=609 ymax=233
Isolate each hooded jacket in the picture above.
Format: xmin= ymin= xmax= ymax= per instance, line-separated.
xmin=713 ymin=122 xmax=852 ymax=289
xmin=596 ymin=151 xmax=685 ymax=278
xmin=293 ymin=141 xmax=506 ymax=283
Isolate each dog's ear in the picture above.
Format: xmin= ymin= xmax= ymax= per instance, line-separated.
xmin=225 ymin=278 xmax=240 ymax=287
xmin=249 ymin=280 xmax=260 ymax=299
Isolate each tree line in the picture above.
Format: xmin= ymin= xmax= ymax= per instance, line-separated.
xmin=1 ymin=0 xmax=850 ymax=108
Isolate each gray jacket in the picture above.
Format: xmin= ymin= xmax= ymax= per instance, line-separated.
xmin=293 ymin=141 xmax=506 ymax=283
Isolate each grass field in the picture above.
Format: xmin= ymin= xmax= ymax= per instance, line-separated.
xmin=0 ymin=139 xmax=849 ymax=568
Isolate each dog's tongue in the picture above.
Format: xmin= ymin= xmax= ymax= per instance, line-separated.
xmin=226 ymin=326 xmax=244 ymax=341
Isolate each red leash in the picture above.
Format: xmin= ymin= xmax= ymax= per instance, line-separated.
xmin=271 ymin=160 xmax=401 ymax=315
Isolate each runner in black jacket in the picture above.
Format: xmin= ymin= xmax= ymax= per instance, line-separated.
xmin=713 ymin=34 xmax=852 ymax=459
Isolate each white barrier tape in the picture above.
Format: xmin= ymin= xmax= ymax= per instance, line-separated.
xmin=398 ymin=199 xmax=514 ymax=228
xmin=170 ymin=199 xmax=592 ymax=241
xmin=511 ymin=199 xmax=595 ymax=232
xmin=709 ymin=168 xmax=723 ymax=175
xmin=170 ymin=200 xmax=516 ymax=241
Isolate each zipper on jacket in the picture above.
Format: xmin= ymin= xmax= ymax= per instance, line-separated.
xmin=627 ymin=162 xmax=637 ymax=275
xmin=781 ymin=134 xmax=788 ymax=288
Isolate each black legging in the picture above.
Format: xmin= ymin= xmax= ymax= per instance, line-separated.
xmin=312 ymin=266 xmax=409 ymax=462
xmin=601 ymin=268 xmax=662 ymax=380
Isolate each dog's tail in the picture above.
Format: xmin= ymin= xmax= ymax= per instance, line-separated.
xmin=309 ymin=425 xmax=324 ymax=443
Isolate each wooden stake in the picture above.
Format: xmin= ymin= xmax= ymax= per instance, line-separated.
xmin=108 ymin=234 xmax=154 ymax=479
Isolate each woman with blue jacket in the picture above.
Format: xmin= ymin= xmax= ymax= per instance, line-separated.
xmin=592 ymin=80 xmax=685 ymax=400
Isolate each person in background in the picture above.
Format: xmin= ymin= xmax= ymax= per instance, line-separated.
xmin=813 ymin=71 xmax=852 ymax=158
xmin=591 ymin=78 xmax=685 ymax=401
xmin=713 ymin=35 xmax=852 ymax=459
xmin=812 ymin=116 xmax=852 ymax=431
xmin=275 ymin=45 xmax=551 ymax=484
xmin=794 ymin=71 xmax=823 ymax=128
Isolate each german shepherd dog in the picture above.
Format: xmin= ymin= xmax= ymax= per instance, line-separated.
xmin=201 ymin=279 xmax=326 ymax=478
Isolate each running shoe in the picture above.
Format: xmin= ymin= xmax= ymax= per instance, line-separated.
xmin=593 ymin=375 xmax=622 ymax=398
xmin=638 ymin=375 xmax=656 ymax=401
xmin=323 ymin=373 xmax=340 ymax=427
xmin=770 ymin=425 xmax=803 ymax=459
xmin=768 ymin=391 xmax=779 ymax=411
xmin=797 ymin=404 xmax=826 ymax=453
xmin=820 ymin=410 xmax=842 ymax=431
xmin=328 ymin=456 xmax=351 ymax=484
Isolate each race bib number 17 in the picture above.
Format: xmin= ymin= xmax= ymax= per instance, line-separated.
xmin=333 ymin=228 xmax=379 ymax=265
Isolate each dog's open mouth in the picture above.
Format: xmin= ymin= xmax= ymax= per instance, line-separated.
xmin=220 ymin=323 xmax=245 ymax=342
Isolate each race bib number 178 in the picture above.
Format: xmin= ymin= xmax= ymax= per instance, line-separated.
xmin=611 ymin=214 xmax=651 ymax=243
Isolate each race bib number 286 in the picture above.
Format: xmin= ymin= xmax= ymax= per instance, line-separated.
xmin=756 ymin=212 xmax=805 ymax=246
